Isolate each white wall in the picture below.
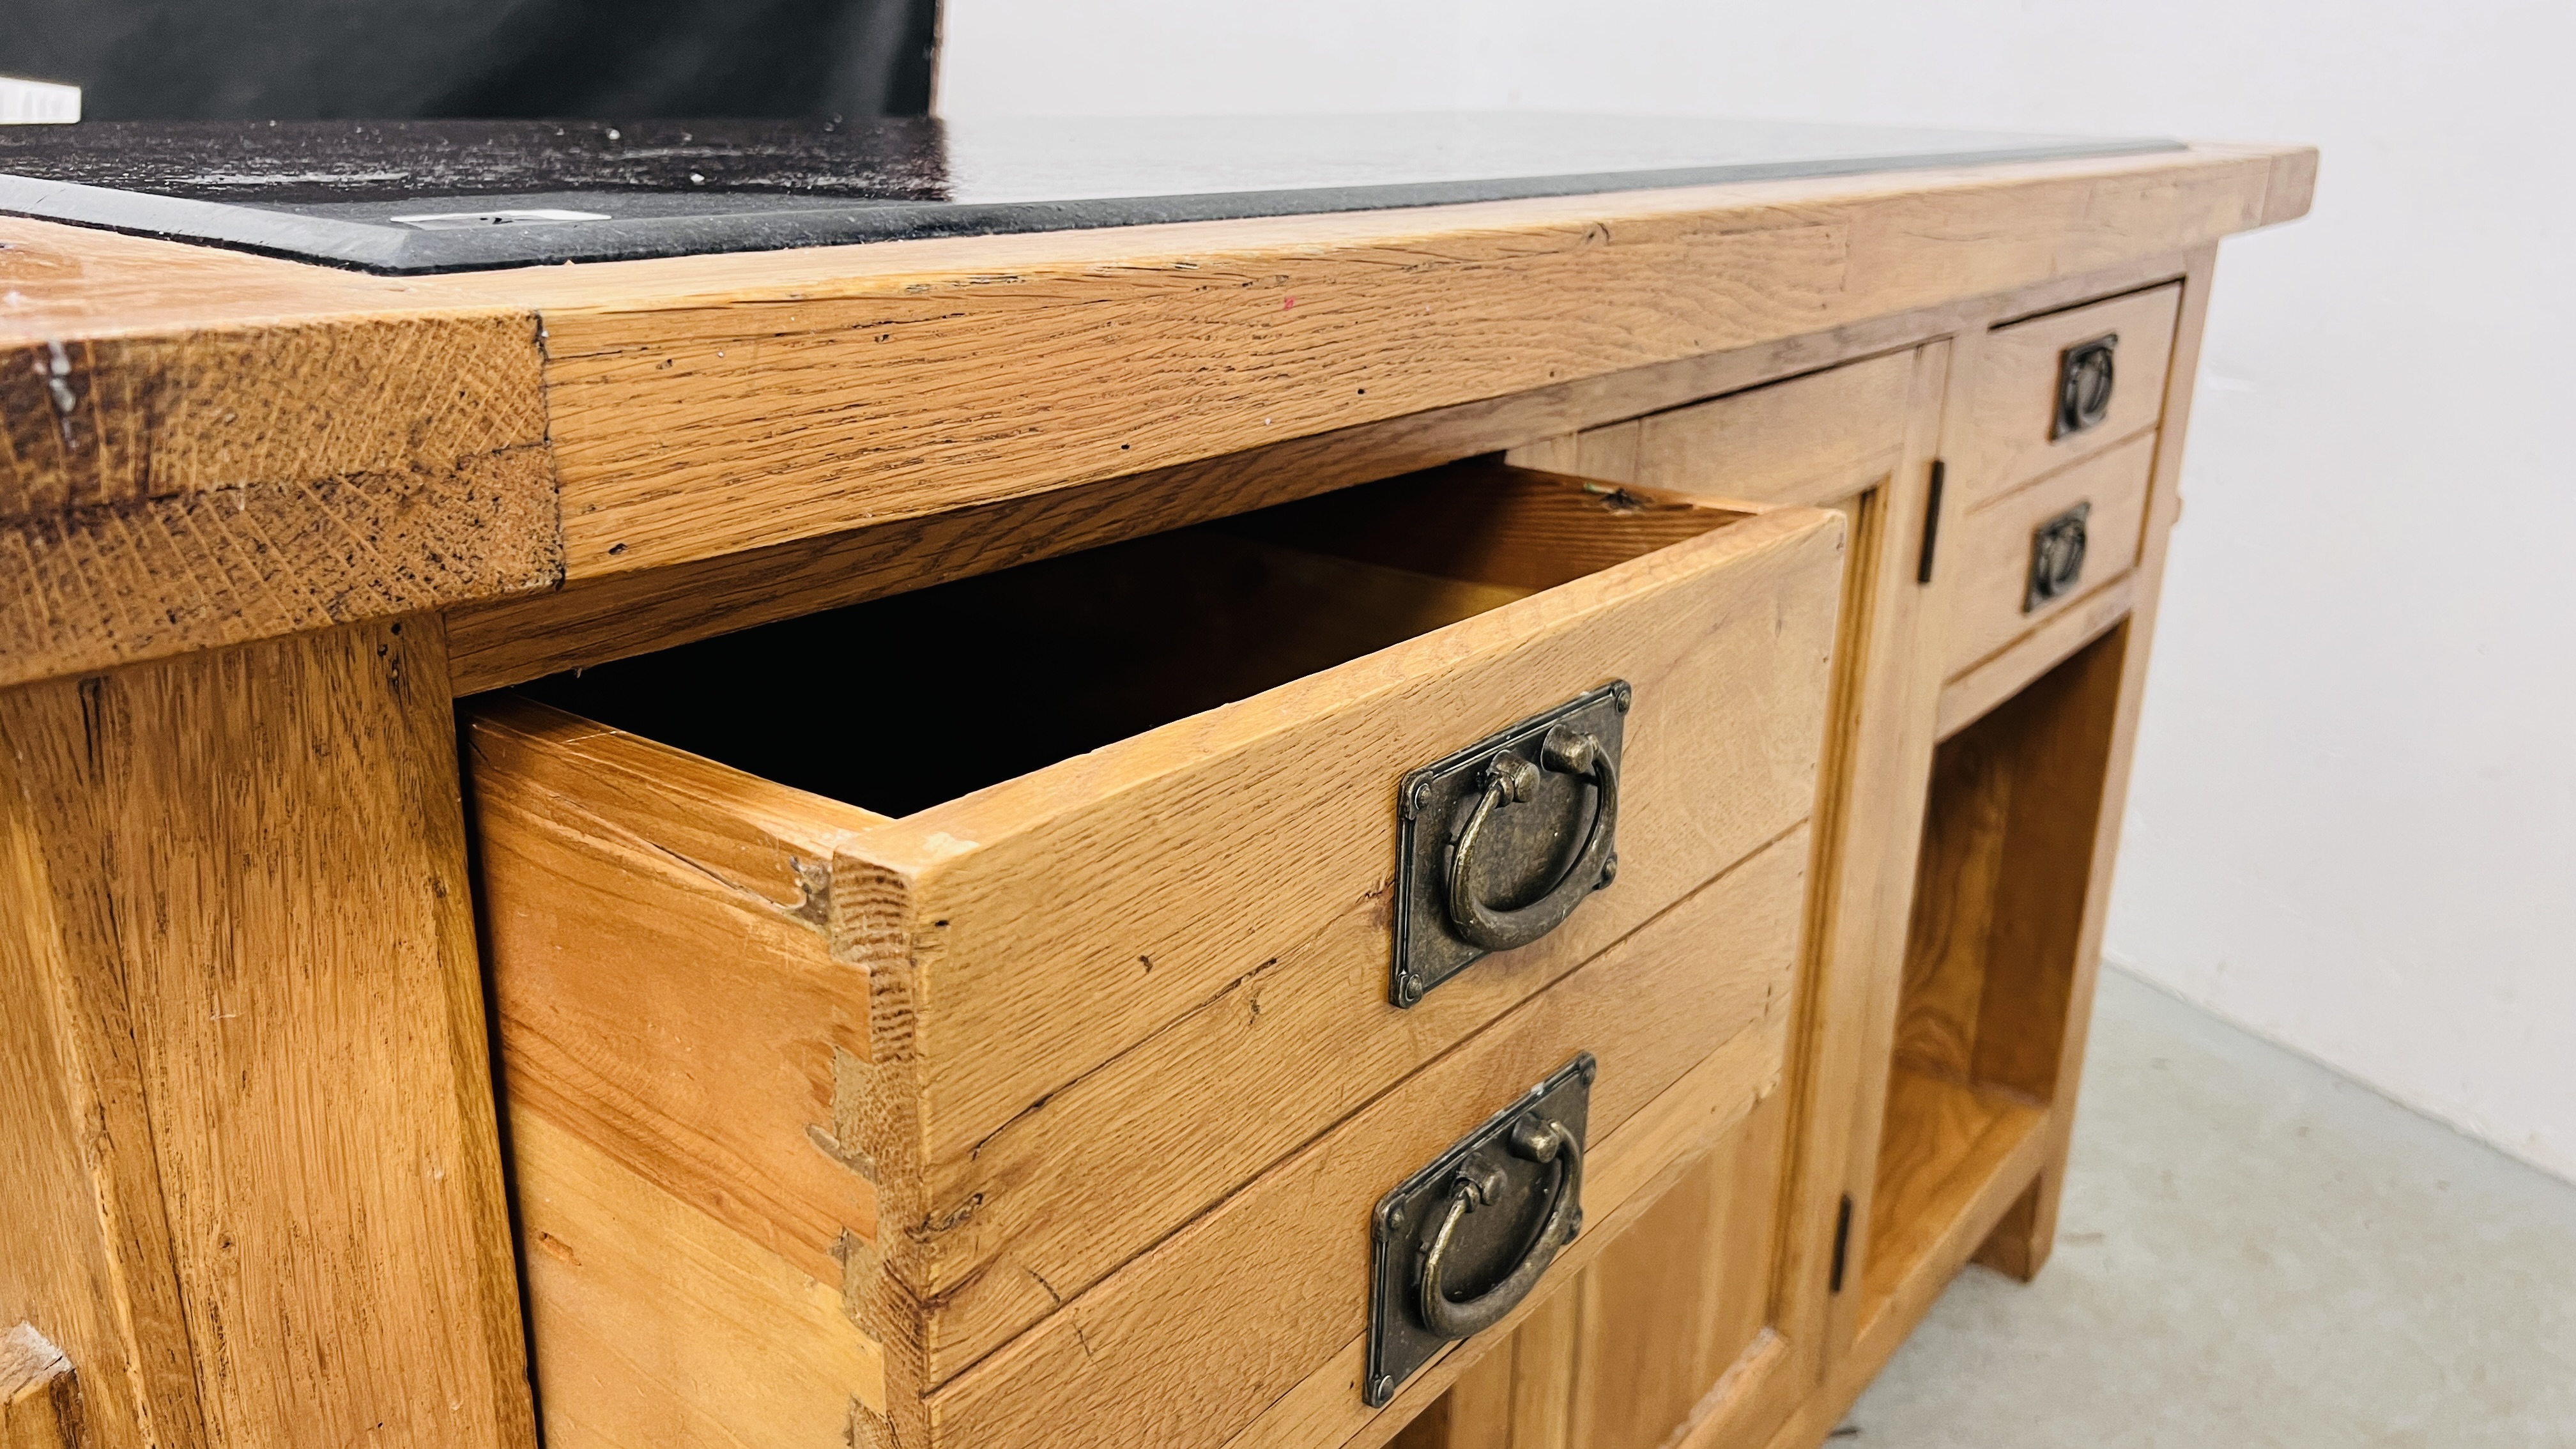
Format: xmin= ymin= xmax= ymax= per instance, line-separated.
xmin=941 ymin=1 xmax=2576 ymax=1183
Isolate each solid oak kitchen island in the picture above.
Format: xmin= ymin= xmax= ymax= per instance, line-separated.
xmin=0 ymin=116 xmax=2312 ymax=1449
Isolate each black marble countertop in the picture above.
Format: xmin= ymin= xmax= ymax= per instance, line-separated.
xmin=0 ymin=114 xmax=2178 ymax=274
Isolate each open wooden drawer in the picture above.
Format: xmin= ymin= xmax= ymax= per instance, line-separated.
xmin=462 ymin=461 xmax=1845 ymax=1449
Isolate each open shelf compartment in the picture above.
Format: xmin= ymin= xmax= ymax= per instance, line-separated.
xmin=1859 ymin=623 xmax=2129 ymax=1329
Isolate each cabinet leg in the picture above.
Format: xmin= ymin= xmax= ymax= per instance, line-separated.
xmin=1970 ymin=1176 xmax=2048 ymax=1282
xmin=0 ymin=618 xmax=536 ymax=1449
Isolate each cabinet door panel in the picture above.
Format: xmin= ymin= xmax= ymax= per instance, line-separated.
xmin=1570 ymin=1094 xmax=1788 ymax=1449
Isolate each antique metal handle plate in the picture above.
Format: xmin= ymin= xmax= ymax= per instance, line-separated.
xmin=1392 ymin=683 xmax=1627 ymax=1008
xmin=2054 ymin=333 xmax=2119 ymax=438
xmin=2025 ymin=502 xmax=2092 ymax=612
xmin=1366 ymin=1053 xmax=1594 ymax=1407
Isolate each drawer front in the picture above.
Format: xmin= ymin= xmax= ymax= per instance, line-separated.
xmin=930 ymin=826 xmax=1812 ymax=1449
xmin=468 ymin=464 xmax=1847 ymax=1449
xmin=1941 ymin=430 xmax=2156 ymax=678
xmin=862 ymin=489 xmax=1843 ymax=1386
xmin=1510 ymin=348 xmax=1918 ymax=509
xmin=1954 ymin=284 xmax=2180 ymax=510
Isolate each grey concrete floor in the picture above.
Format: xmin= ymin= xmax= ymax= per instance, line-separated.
xmin=1843 ymin=967 xmax=2576 ymax=1447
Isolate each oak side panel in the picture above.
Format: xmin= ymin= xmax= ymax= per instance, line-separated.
xmin=1 ymin=743 xmax=199 ymax=1449
xmin=510 ymin=1113 xmax=885 ymax=1449
xmin=465 ymin=700 xmax=885 ymax=1288
xmin=0 ymin=619 xmax=537 ymax=1449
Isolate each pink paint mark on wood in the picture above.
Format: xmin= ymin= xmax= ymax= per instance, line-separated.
xmin=1284 ymin=296 xmax=1296 ymax=310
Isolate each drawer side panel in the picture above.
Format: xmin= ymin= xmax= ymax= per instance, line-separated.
xmin=468 ymin=707 xmax=882 ymax=1290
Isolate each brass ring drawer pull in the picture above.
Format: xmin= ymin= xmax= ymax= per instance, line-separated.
xmin=1443 ymin=723 xmax=1620 ymax=952
xmin=2054 ymin=332 xmax=2119 ymax=437
xmin=2025 ymin=500 xmax=2092 ymax=611
xmin=1416 ymin=1113 xmax=1584 ymax=1339
xmin=1368 ymin=1053 xmax=1594 ymax=1404
xmin=1393 ymin=684 xmax=1629 ymax=1007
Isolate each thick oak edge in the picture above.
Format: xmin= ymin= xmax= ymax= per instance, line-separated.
xmin=414 ymin=144 xmax=2312 ymax=312
xmin=6 ymin=144 xmax=2310 ymax=693
xmin=443 ymin=245 xmax=2202 ymax=697
xmin=500 ymin=144 xmax=2305 ymax=583
xmin=445 ymin=325 xmax=1914 ymax=695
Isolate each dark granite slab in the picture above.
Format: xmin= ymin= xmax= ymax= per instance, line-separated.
xmin=0 ymin=114 xmax=2179 ymax=274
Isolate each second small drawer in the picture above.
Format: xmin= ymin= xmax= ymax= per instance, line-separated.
xmin=1942 ymin=429 xmax=2157 ymax=679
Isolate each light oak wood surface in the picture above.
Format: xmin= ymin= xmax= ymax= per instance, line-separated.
xmin=1569 ymin=1095 xmax=1789 ymax=1449
xmin=1973 ymin=249 xmax=2220 ymax=1280
xmin=838 ymin=488 xmax=1843 ymax=1390
xmin=1934 ymin=572 xmax=2136 ymax=741
xmin=468 ymin=702 xmax=885 ymax=1290
xmin=1511 ymin=348 xmax=1915 ymax=510
xmin=450 ymin=291 xmax=1972 ymax=696
xmin=1483 ymin=327 xmax=1958 ymax=1449
xmin=0 ymin=142 xmax=2311 ymax=1449
xmin=1483 ymin=339 xmax=1959 ymax=1449
xmin=431 ymin=146 xmax=2297 ymax=582
xmin=928 ymin=836 xmax=1807 ymax=1449
xmin=1225 ymin=980 xmax=1802 ymax=1449
xmin=510 ymin=1112 xmax=887 ymax=1448
xmin=0 ymin=218 xmax=555 ymax=689
xmin=0 ymin=620 xmax=535 ymax=1449
xmin=1381 ymin=330 xmax=1958 ymax=1449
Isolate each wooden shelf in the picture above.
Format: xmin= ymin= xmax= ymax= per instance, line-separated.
xmin=1859 ymin=1067 xmax=2046 ymax=1328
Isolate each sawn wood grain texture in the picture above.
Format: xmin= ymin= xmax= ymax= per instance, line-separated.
xmin=0 ymin=620 xmax=535 ymax=1449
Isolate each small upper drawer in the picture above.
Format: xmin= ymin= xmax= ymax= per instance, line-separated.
xmin=1941 ymin=429 xmax=2157 ymax=679
xmin=1953 ymin=285 xmax=2181 ymax=510
xmin=464 ymin=461 xmax=1845 ymax=1449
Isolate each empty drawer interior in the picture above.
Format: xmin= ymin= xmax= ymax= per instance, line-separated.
xmin=516 ymin=463 xmax=1749 ymax=816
